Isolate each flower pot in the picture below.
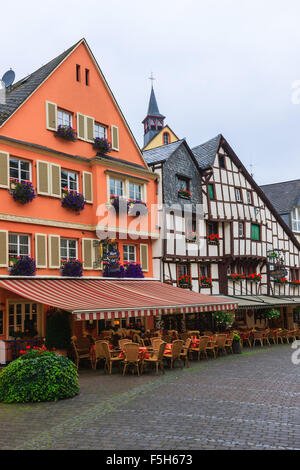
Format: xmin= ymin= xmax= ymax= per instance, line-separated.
xmin=232 ymin=340 xmax=242 ymax=354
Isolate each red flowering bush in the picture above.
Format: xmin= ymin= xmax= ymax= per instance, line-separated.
xmin=178 ymin=275 xmax=191 ymax=288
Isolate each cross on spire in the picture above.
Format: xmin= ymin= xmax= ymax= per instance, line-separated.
xmin=149 ymin=72 xmax=155 ymax=87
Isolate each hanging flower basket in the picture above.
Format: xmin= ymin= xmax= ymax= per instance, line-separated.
xmin=10 ymin=179 xmax=36 ymax=205
xmin=200 ymin=275 xmax=212 ymax=288
xmin=61 ymin=188 xmax=85 ymax=212
xmin=186 ymin=231 xmax=199 ymax=243
xmin=178 ymin=189 xmax=191 ymax=199
xmin=93 ymin=137 xmax=111 ymax=153
xmin=247 ymin=273 xmax=262 ymax=282
xmin=227 ymin=273 xmax=246 ymax=281
xmin=208 ymin=234 xmax=219 ymax=245
xmin=54 ymin=125 xmax=76 ymax=141
xmin=124 ymin=262 xmax=144 ymax=278
xmin=212 ymin=311 xmax=235 ymax=327
xmin=127 ymin=199 xmax=148 ymax=216
xmin=10 ymin=256 xmax=36 ymax=276
xmin=178 ymin=275 xmax=191 ymax=289
xmin=61 ymin=260 xmax=83 ymax=277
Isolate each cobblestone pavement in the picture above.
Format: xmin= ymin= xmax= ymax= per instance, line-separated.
xmin=0 ymin=343 xmax=299 ymax=450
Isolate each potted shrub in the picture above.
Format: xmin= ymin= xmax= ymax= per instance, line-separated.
xmin=61 ymin=259 xmax=83 ymax=277
xmin=45 ymin=309 xmax=72 ymax=356
xmin=127 ymin=199 xmax=148 ymax=216
xmin=232 ymin=333 xmax=242 ymax=354
xmin=0 ymin=346 xmax=79 ymax=403
xmin=10 ymin=179 xmax=36 ymax=205
xmin=55 ymin=125 xmax=76 ymax=141
xmin=61 ymin=187 xmax=85 ymax=212
xmin=10 ymin=256 xmax=36 ymax=276
xmin=93 ymin=137 xmax=111 ymax=153
xmin=212 ymin=311 xmax=234 ymax=332
xmin=263 ymin=308 xmax=280 ymax=320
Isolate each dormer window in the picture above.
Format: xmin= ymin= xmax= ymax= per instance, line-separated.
xmin=163 ymin=132 xmax=170 ymax=145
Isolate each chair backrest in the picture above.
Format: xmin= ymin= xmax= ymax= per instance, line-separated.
xmin=188 ymin=330 xmax=200 ymax=337
xmin=101 ymin=341 xmax=111 ymax=361
xmin=253 ymin=331 xmax=263 ymax=339
xmin=184 ymin=337 xmax=192 ymax=349
xmin=132 ymin=333 xmax=141 ymax=344
xmin=71 ymin=336 xmax=90 ymax=355
xmin=198 ymin=336 xmax=210 ymax=350
xmin=119 ymin=338 xmax=132 ymax=350
xmin=123 ymin=342 xmax=140 ymax=361
xmin=216 ymin=334 xmax=227 ymax=347
xmin=151 ymin=338 xmax=163 ymax=350
xmin=171 ymin=340 xmax=184 ymax=358
xmin=94 ymin=340 xmax=108 ymax=359
xmin=157 ymin=341 xmax=167 ymax=361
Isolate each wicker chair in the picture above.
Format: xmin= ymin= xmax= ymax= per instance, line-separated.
xmin=215 ymin=334 xmax=227 ymax=356
xmin=163 ymin=339 xmax=184 ymax=369
xmin=189 ymin=336 xmax=207 ymax=360
xmin=180 ymin=337 xmax=191 ymax=367
xmin=287 ymin=329 xmax=297 ymax=343
xmin=252 ymin=331 xmax=264 ymax=347
xmin=119 ymin=338 xmax=132 ymax=350
xmin=179 ymin=332 xmax=189 ymax=342
xmin=71 ymin=336 xmax=92 ymax=370
xmin=277 ymin=329 xmax=289 ymax=344
xmin=91 ymin=340 xmax=109 ymax=370
xmin=241 ymin=331 xmax=252 ymax=347
xmin=187 ymin=330 xmax=200 ymax=338
xmin=122 ymin=343 xmax=141 ymax=376
xmin=141 ymin=341 xmax=166 ymax=375
xmin=151 ymin=338 xmax=164 ymax=355
xmin=102 ymin=341 xmax=123 ymax=375
xmin=206 ymin=337 xmax=217 ymax=359
xmin=225 ymin=336 xmax=233 ymax=354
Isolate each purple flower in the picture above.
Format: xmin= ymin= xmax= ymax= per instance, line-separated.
xmin=11 ymin=181 xmax=36 ymax=204
xmin=61 ymin=189 xmax=85 ymax=212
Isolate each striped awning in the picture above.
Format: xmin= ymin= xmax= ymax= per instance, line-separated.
xmin=0 ymin=278 xmax=237 ymax=320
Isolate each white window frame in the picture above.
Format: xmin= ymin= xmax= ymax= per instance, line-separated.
xmin=61 ymin=169 xmax=79 ymax=192
xmin=8 ymin=301 xmax=40 ymax=338
xmin=60 ymin=238 xmax=78 ymax=262
xmin=8 ymin=233 xmax=30 ymax=262
xmin=123 ymin=244 xmax=136 ymax=263
xmin=235 ymin=188 xmax=242 ymax=203
xmin=292 ymin=207 xmax=300 ymax=233
xmin=129 ymin=182 xmax=142 ymax=200
xmin=109 ymin=178 xmax=124 ymax=197
xmin=238 ymin=221 xmax=245 ymax=237
xmin=57 ymin=108 xmax=73 ymax=127
xmin=94 ymin=122 xmax=107 ymax=139
xmin=9 ymin=157 xmax=32 ymax=183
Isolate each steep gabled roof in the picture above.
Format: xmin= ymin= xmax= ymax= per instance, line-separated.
xmin=260 ymin=179 xmax=300 ymax=214
xmin=146 ymin=86 xmax=165 ymax=119
xmin=143 ymin=139 xmax=185 ymax=165
xmin=192 ymin=134 xmax=222 ymax=169
xmin=0 ymin=41 xmax=81 ymax=126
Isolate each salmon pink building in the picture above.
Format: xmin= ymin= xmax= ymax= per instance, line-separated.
xmin=0 ymin=39 xmax=235 ymax=355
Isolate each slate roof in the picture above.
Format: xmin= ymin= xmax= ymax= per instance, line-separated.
xmin=192 ymin=134 xmax=222 ymax=169
xmin=0 ymin=41 xmax=81 ymax=126
xmin=260 ymin=179 xmax=300 ymax=214
xmin=146 ymin=86 xmax=165 ymax=118
xmin=142 ymin=139 xmax=185 ymax=165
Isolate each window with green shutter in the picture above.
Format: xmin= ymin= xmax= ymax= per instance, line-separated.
xmin=208 ymin=184 xmax=215 ymax=200
xmin=251 ymin=223 xmax=260 ymax=241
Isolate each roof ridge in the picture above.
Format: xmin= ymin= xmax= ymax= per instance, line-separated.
xmin=261 ymin=178 xmax=300 ymax=187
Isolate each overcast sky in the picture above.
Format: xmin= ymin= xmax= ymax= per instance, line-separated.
xmin=1 ymin=0 xmax=300 ymax=185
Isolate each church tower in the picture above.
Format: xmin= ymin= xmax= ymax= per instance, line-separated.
xmin=142 ymin=85 xmax=165 ymax=148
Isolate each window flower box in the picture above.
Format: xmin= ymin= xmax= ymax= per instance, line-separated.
xmin=200 ymin=275 xmax=212 ymax=288
xmin=247 ymin=273 xmax=262 ymax=282
xmin=178 ymin=275 xmax=191 ymax=289
xmin=290 ymin=280 xmax=300 ymax=286
xmin=207 ymin=234 xmax=220 ymax=245
xmin=54 ymin=125 xmax=76 ymax=141
xmin=10 ymin=256 xmax=36 ymax=276
xmin=124 ymin=262 xmax=144 ymax=278
xmin=186 ymin=231 xmax=199 ymax=243
xmin=61 ymin=188 xmax=85 ymax=212
xmin=127 ymin=199 xmax=148 ymax=216
xmin=178 ymin=189 xmax=191 ymax=199
xmin=227 ymin=273 xmax=246 ymax=281
xmin=274 ymin=277 xmax=288 ymax=284
xmin=10 ymin=179 xmax=36 ymax=205
xmin=110 ymin=195 xmax=127 ymax=213
xmin=93 ymin=137 xmax=111 ymax=153
xmin=61 ymin=259 xmax=83 ymax=277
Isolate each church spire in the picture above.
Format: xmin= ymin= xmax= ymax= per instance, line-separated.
xmin=142 ymin=78 xmax=165 ymax=148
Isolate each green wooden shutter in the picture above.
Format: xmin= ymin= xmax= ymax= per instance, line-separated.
xmin=251 ymin=224 xmax=260 ymax=241
xmin=208 ymin=184 xmax=214 ymax=200
xmin=0 ymin=151 xmax=9 ymax=188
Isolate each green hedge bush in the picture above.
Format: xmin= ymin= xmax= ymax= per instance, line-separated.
xmin=0 ymin=347 xmax=79 ymax=403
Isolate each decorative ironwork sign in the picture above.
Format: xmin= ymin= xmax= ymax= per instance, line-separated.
xmin=267 ymin=249 xmax=287 ymax=279
xmin=100 ymin=238 xmax=121 ymax=274
xmin=269 ymin=268 xmax=288 ymax=280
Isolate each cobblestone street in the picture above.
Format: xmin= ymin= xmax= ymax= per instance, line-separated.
xmin=0 ymin=344 xmax=299 ymax=450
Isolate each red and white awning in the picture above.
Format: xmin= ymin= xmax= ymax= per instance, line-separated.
xmin=0 ymin=278 xmax=237 ymax=320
